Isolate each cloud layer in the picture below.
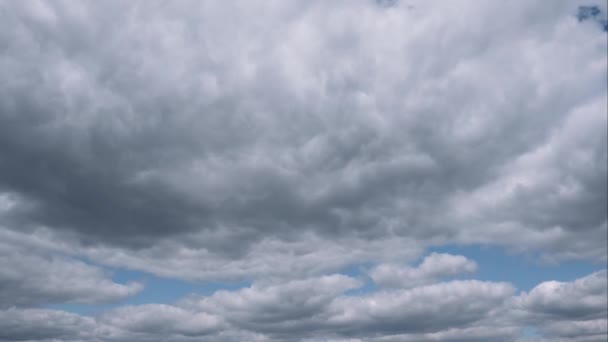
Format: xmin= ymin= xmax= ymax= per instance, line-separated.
xmin=0 ymin=0 xmax=606 ymax=341
xmin=0 ymin=229 xmax=142 ymax=309
xmin=0 ymin=269 xmax=604 ymax=341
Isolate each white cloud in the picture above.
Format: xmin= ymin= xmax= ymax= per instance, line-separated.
xmin=511 ymin=270 xmax=608 ymax=341
xmin=370 ymin=253 xmax=477 ymax=288
xmin=513 ymin=270 xmax=607 ymax=319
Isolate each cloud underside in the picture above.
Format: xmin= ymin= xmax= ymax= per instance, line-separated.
xmin=0 ymin=0 xmax=606 ymax=341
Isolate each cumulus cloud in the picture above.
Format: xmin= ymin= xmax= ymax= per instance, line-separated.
xmin=99 ymin=304 xmax=224 ymax=337
xmin=135 ymin=275 xmax=514 ymax=341
xmin=0 ymin=274 xmax=515 ymax=342
xmin=0 ymin=0 xmax=605 ymax=269
xmin=0 ymin=229 xmax=142 ymax=308
xmin=78 ymin=232 xmax=422 ymax=282
xmin=514 ymin=270 xmax=607 ymax=319
xmin=369 ymin=252 xmax=477 ymax=288
xmin=448 ymin=98 xmax=608 ymax=261
xmin=325 ymin=280 xmax=514 ymax=337
xmin=1 ymin=269 xmax=606 ymax=341
xmin=0 ymin=308 xmax=97 ymax=342
xmin=511 ymin=270 xmax=608 ymax=341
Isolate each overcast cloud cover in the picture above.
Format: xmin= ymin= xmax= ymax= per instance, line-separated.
xmin=0 ymin=0 xmax=606 ymax=341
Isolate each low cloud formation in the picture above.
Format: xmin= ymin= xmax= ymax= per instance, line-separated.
xmin=0 ymin=229 xmax=142 ymax=308
xmin=0 ymin=308 xmax=97 ymax=342
xmin=0 ymin=246 xmax=606 ymax=342
xmin=369 ymin=252 xmax=477 ymax=288
xmin=511 ymin=270 xmax=607 ymax=341
xmin=1 ymin=270 xmax=605 ymax=341
xmin=0 ymin=274 xmax=515 ymax=341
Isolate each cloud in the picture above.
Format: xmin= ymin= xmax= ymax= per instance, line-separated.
xmin=0 ymin=0 xmax=604 ymax=272
xmin=169 ymin=274 xmax=513 ymax=340
xmin=78 ymin=232 xmax=422 ymax=282
xmin=511 ymin=270 xmax=608 ymax=341
xmin=514 ymin=270 xmax=607 ymax=319
xmin=541 ymin=319 xmax=608 ymax=341
xmin=2 ymin=273 xmax=513 ymax=341
xmin=186 ymin=275 xmax=362 ymax=338
xmin=329 ymin=326 xmax=519 ymax=342
xmin=448 ymin=98 xmax=608 ymax=262
xmin=325 ymin=280 xmax=514 ymax=337
xmin=0 ymin=229 xmax=142 ymax=308
xmin=369 ymin=252 xmax=477 ymax=288
xmin=99 ymin=304 xmax=224 ymax=337
xmin=0 ymin=308 xmax=97 ymax=342
xmin=0 ymin=0 xmax=605 ymax=341
xmin=19 ymin=275 xmax=515 ymax=342
xmin=1 ymin=269 xmax=606 ymax=341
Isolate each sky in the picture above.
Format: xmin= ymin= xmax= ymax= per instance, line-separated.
xmin=0 ymin=1 xmax=606 ymax=341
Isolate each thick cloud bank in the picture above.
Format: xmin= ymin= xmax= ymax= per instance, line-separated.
xmin=0 ymin=0 xmax=606 ymax=341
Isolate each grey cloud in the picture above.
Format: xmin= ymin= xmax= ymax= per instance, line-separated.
xmin=0 ymin=308 xmax=97 ymax=342
xmin=98 ymin=276 xmax=515 ymax=341
xmin=541 ymin=319 xmax=608 ymax=341
xmin=325 ymin=280 xmax=514 ymax=337
xmin=448 ymin=98 xmax=608 ymax=262
xmin=0 ymin=0 xmax=604 ymax=268
xmin=0 ymin=274 xmax=506 ymax=342
xmin=328 ymin=326 xmax=519 ymax=342
xmin=0 ymin=1 xmax=606 ymax=341
xmin=99 ymin=304 xmax=224 ymax=337
xmin=514 ymin=270 xmax=607 ymax=320
xmin=174 ymin=276 xmax=514 ymax=340
xmin=1 ymin=270 xmax=606 ymax=342
xmin=79 ymin=233 xmax=422 ymax=282
xmin=511 ymin=270 xmax=608 ymax=341
xmin=0 ymin=307 xmax=259 ymax=342
xmin=187 ymin=274 xmax=362 ymax=338
xmin=0 ymin=229 xmax=142 ymax=308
